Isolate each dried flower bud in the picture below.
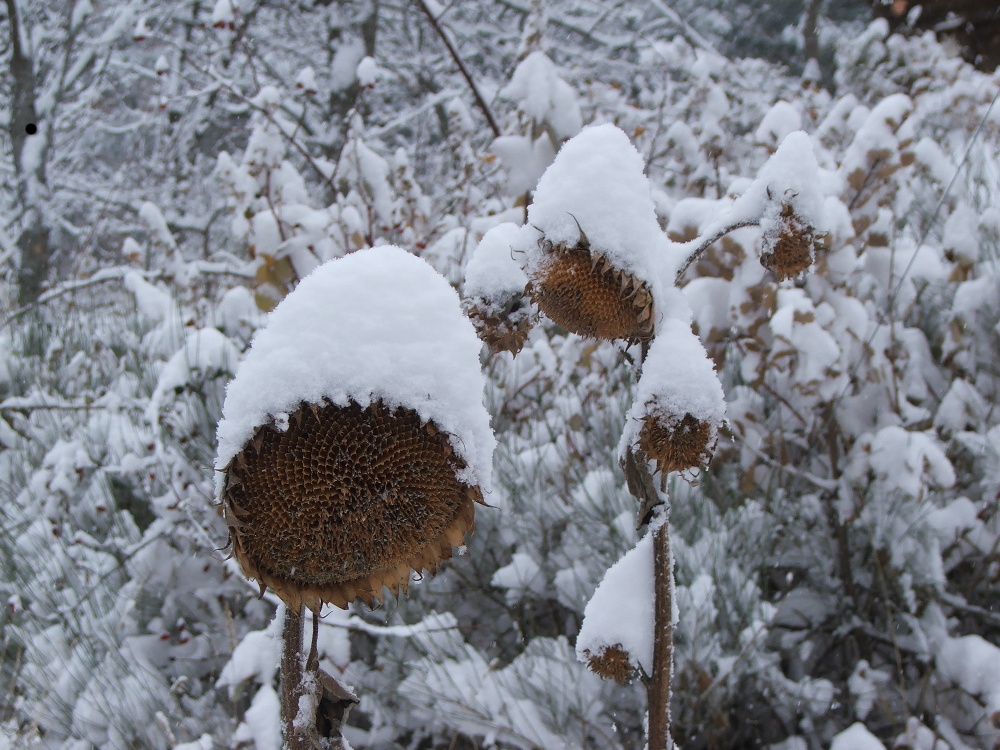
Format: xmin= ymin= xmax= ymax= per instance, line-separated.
xmin=760 ymin=202 xmax=819 ymax=281
xmin=639 ymin=409 xmax=718 ymax=475
xmin=464 ymin=292 xmax=535 ymax=355
xmin=584 ymin=643 xmax=638 ymax=684
xmin=222 ymin=400 xmax=481 ymax=612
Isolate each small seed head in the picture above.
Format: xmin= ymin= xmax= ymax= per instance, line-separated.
xmin=585 ymin=644 xmax=637 ymax=684
xmin=760 ymin=202 xmax=819 ymax=281
xmin=464 ymin=292 xmax=535 ymax=355
xmin=638 ymin=409 xmax=718 ymax=475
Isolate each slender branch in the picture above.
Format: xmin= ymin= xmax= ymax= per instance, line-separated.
xmin=413 ymin=0 xmax=501 ymax=138
xmin=674 ymin=219 xmax=759 ymax=284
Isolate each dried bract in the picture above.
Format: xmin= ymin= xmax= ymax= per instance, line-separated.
xmin=222 ymin=399 xmax=481 ymax=612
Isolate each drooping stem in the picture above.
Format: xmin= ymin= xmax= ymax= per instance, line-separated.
xmin=281 ymin=604 xmax=309 ymax=750
xmin=647 ymin=503 xmax=674 ymax=750
xmin=674 ymin=219 xmax=760 ymax=285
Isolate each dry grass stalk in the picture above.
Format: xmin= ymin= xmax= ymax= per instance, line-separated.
xmin=221 ymin=399 xmax=482 ymax=612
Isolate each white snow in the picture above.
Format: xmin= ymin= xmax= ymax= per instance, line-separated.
xmin=937 ymin=634 xmax=1000 ymax=713
xmin=500 ymin=51 xmax=582 ymax=140
xmin=730 ymin=130 xmax=826 ymax=235
xmin=146 ymin=328 xmax=240 ymax=422
xmin=491 ymin=551 xmax=545 ymax=604
xmin=172 ymin=734 xmax=213 ymax=750
xmin=463 ymin=222 xmax=530 ymax=301
xmin=575 ymin=531 xmax=655 ymax=674
xmin=123 ymin=271 xmax=176 ymax=323
xmin=528 ymin=124 xmax=666 ymax=287
xmin=216 ymin=613 xmax=283 ymax=689
xmin=331 ymin=36 xmax=365 ymax=90
xmin=215 ymin=245 xmax=495 ymax=494
xmin=490 ymin=134 xmax=556 ymax=196
xmin=755 ymin=101 xmax=802 ymax=148
xmin=619 ymin=317 xmax=727 ymax=459
xmin=211 ymin=0 xmax=235 ymax=27
xmin=232 ymin=684 xmax=281 ymax=750
xmin=942 ymin=204 xmax=980 ymax=263
xmin=356 ymin=56 xmax=378 ymax=87
xmin=138 ymin=201 xmax=177 ymax=250
xmin=294 ymin=66 xmax=317 ymax=93
xmin=829 ymin=723 xmax=886 ymax=750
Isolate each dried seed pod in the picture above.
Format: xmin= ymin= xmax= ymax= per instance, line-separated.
xmin=584 ymin=643 xmax=637 ymax=685
xmin=760 ymin=202 xmax=819 ymax=281
xmin=222 ymin=399 xmax=482 ymax=612
xmin=638 ymin=409 xmax=718 ymax=475
xmin=464 ymin=292 xmax=535 ymax=355
xmin=528 ymin=237 xmax=655 ymax=344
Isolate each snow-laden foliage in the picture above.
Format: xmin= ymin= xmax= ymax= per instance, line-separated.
xmin=3 ymin=3 xmax=1000 ymax=749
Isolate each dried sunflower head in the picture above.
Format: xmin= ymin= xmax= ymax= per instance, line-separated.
xmin=528 ymin=230 xmax=655 ymax=344
xmin=222 ymin=399 xmax=482 ymax=612
xmin=638 ymin=408 xmax=718 ymax=475
xmin=214 ymin=246 xmax=495 ymax=613
xmin=464 ymin=292 xmax=535 ymax=355
xmin=760 ymin=201 xmax=820 ymax=281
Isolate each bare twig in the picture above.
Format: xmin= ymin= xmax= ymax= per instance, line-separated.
xmin=673 ymin=219 xmax=759 ymax=284
xmin=413 ymin=0 xmax=501 ymax=138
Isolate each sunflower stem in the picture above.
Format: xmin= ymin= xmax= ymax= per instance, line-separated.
xmin=281 ymin=604 xmax=309 ymax=750
xmin=647 ymin=502 xmax=674 ymax=750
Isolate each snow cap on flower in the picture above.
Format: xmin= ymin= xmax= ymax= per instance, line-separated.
xmin=577 ymin=532 xmax=654 ymax=682
xmin=731 ymin=130 xmax=825 ymax=280
xmin=620 ymin=317 xmax=727 ymax=475
xmin=216 ymin=246 xmax=495 ymax=612
xmin=463 ymin=223 xmax=535 ymax=355
xmin=526 ymin=124 xmax=664 ymax=343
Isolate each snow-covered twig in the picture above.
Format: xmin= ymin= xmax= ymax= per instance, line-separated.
xmin=673 ymin=218 xmax=760 ymax=284
xmin=414 ymin=0 xmax=501 ymax=139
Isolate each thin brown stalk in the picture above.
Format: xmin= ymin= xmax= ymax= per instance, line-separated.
xmin=413 ymin=0 xmax=501 ymax=138
xmin=281 ymin=604 xmax=309 ymax=750
xmin=647 ymin=504 xmax=674 ymax=750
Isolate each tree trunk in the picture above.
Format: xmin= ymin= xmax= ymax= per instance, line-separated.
xmin=802 ymin=0 xmax=823 ymax=65
xmin=5 ymin=0 xmax=52 ymax=305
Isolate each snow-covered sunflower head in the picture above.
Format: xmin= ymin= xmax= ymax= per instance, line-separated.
xmin=215 ymin=246 xmax=495 ymax=612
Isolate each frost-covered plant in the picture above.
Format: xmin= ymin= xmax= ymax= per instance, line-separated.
xmin=214 ymin=246 xmax=494 ymax=747
xmin=463 ymin=122 xmax=824 ymax=748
